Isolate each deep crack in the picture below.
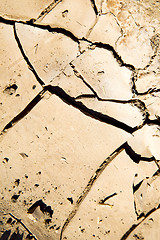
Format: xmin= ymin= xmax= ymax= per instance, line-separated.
xmin=13 ymin=23 xmax=45 ymax=86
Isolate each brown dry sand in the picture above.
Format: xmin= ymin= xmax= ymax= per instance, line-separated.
xmin=0 ymin=0 xmax=160 ymax=240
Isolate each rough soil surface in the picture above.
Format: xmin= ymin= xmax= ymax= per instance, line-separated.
xmin=0 ymin=0 xmax=160 ymax=240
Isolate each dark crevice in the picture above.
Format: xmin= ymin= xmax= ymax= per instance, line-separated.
xmin=0 ymin=16 xmax=15 ymax=25
xmin=134 ymin=87 xmax=160 ymax=96
xmin=90 ymin=0 xmax=99 ymax=15
xmin=131 ymin=70 xmax=160 ymax=96
xmin=75 ymin=93 xmax=148 ymax=112
xmin=60 ymin=143 xmax=125 ymax=240
xmin=2 ymin=89 xmax=45 ymax=133
xmin=13 ymin=24 xmax=45 ymax=86
xmin=152 ymin=168 xmax=160 ymax=177
xmin=45 ymin=85 xmax=136 ymax=133
xmin=146 ymin=117 xmax=160 ymax=127
xmin=131 ymin=71 xmax=138 ymax=95
xmin=137 ymin=212 xmax=145 ymax=220
xmin=83 ymin=39 xmax=136 ymax=71
xmin=133 ymin=180 xmax=143 ymax=193
xmin=123 ymin=142 xmax=155 ymax=164
xmin=3 ymin=83 xmax=159 ymax=140
xmin=120 ymin=204 xmax=160 ymax=240
xmin=1 ymin=85 xmax=137 ymax=135
xmin=9 ymin=230 xmax=23 ymax=240
xmin=75 ymin=94 xmax=96 ymax=100
xmin=25 ymin=23 xmax=80 ymax=44
xmin=99 ymin=192 xmax=117 ymax=204
xmin=0 ymin=15 xmax=138 ymax=71
xmin=0 ymin=16 xmax=79 ymax=44
xmin=133 ymin=200 xmax=140 ymax=219
xmin=75 ymin=95 xmax=149 ymax=124
xmin=71 ymin=63 xmax=149 ymax=123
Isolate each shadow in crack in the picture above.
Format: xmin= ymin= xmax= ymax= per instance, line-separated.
xmin=9 ymin=231 xmax=23 ymax=240
xmin=0 ymin=229 xmax=24 ymax=240
xmin=0 ymin=230 xmax=11 ymax=240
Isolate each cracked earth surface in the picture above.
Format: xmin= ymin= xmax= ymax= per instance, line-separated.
xmin=0 ymin=0 xmax=160 ymax=239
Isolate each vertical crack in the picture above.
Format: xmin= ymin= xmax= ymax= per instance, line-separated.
xmin=13 ymin=23 xmax=45 ymax=86
xmin=60 ymin=143 xmax=125 ymax=240
xmin=86 ymin=15 xmax=99 ymax=39
xmin=90 ymin=0 xmax=99 ymax=16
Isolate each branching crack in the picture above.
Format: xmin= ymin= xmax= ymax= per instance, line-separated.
xmin=1 ymin=9 xmax=160 ymax=240
xmin=124 ymin=142 xmax=155 ymax=164
xmin=70 ymin=62 xmax=149 ymax=122
xmin=1 ymin=85 xmax=137 ymax=135
xmin=0 ymin=15 xmax=136 ymax=71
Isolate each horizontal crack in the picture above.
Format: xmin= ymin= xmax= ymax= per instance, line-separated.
xmin=45 ymin=85 xmax=136 ymax=133
xmin=0 ymin=16 xmax=136 ymax=71
xmin=75 ymin=93 xmax=148 ymax=107
xmin=0 ymin=16 xmax=79 ymax=44
xmin=1 ymin=85 xmax=136 ymax=135
xmin=146 ymin=117 xmax=160 ymax=127
xmin=26 ymin=23 xmax=80 ymax=43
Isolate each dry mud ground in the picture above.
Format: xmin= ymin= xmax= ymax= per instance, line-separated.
xmin=0 ymin=0 xmax=160 ymax=239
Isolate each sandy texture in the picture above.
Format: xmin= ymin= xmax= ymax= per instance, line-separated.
xmin=0 ymin=0 xmax=160 ymax=240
